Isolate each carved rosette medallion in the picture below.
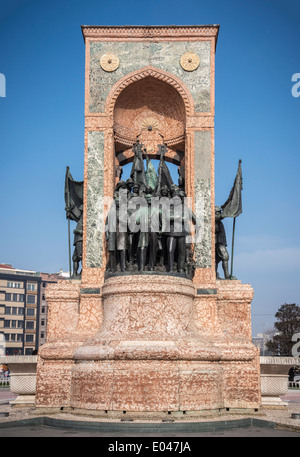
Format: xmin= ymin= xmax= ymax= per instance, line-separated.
xmin=180 ymin=52 xmax=200 ymax=71
xmin=141 ymin=117 xmax=159 ymax=131
xmin=100 ymin=53 xmax=119 ymax=72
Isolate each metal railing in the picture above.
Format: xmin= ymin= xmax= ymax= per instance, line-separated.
xmin=288 ymin=381 xmax=300 ymax=389
xmin=0 ymin=375 xmax=10 ymax=386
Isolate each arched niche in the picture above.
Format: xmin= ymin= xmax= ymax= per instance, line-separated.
xmin=106 ymin=67 xmax=194 ymax=185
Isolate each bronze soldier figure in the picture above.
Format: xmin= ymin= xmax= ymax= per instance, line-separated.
xmin=215 ymin=206 xmax=230 ymax=279
xmin=72 ymin=205 xmax=83 ymax=276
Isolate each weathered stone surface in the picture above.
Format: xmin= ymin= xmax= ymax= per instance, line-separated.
xmin=43 ymin=280 xmax=80 ymax=341
xmin=65 ymin=276 xmax=260 ymax=411
xmin=89 ymin=41 xmax=211 ymax=113
xmin=36 ymin=359 xmax=75 ymax=408
xmin=194 ymin=130 xmax=212 ymax=268
xmin=86 ymin=131 xmax=104 ymax=268
xmin=36 ymin=276 xmax=261 ymax=411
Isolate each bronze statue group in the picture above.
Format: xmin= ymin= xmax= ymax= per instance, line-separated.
xmin=106 ymin=141 xmax=196 ymax=277
xmin=105 ymin=177 xmax=196 ymax=278
xmin=65 ymin=141 xmax=242 ymax=280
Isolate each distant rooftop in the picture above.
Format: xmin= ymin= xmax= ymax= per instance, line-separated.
xmin=0 ymin=263 xmax=69 ymax=278
xmin=0 ymin=264 xmax=40 ymax=276
xmin=0 ymin=264 xmax=15 ymax=270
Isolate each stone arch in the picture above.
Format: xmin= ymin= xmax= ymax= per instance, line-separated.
xmin=105 ymin=65 xmax=195 ymax=118
xmin=106 ymin=66 xmax=193 ymax=174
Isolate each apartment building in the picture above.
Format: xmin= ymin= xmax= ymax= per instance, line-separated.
xmin=0 ymin=264 xmax=68 ymax=354
xmin=0 ymin=264 xmax=41 ymax=355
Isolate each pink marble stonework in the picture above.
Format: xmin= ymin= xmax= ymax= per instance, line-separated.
xmin=35 ymin=25 xmax=261 ymax=413
xmin=35 ymin=276 xmax=260 ymax=411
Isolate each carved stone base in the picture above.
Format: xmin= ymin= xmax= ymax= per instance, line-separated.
xmin=35 ymin=276 xmax=261 ymax=412
xmin=260 ymin=373 xmax=289 ymax=409
xmin=0 ymin=356 xmax=38 ymax=408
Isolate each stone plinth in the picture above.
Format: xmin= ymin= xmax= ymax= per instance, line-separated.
xmin=35 ymin=280 xmax=102 ymax=408
xmin=68 ymin=275 xmax=260 ymax=412
xmin=71 ymin=275 xmax=222 ymax=411
xmin=74 ymin=275 xmax=220 ymax=361
xmin=260 ymin=374 xmax=289 ymax=408
xmin=35 ymin=276 xmax=260 ymax=412
xmin=260 ymin=357 xmax=300 ymax=409
xmin=0 ymin=356 xmax=38 ymax=407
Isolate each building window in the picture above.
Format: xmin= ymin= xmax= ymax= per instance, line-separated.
xmin=27 ymin=295 xmax=35 ymax=304
xmin=27 ymin=283 xmax=36 ymax=292
xmin=7 ymin=282 xmax=21 ymax=289
xmin=5 ymin=293 xmax=11 ymax=301
xmin=26 ymin=321 xmax=35 ymax=330
xmin=18 ymin=294 xmax=24 ymax=302
xmin=17 ymin=334 xmax=23 ymax=342
xmin=4 ymin=321 xmax=10 ymax=328
xmin=11 ymin=321 xmax=16 ymax=328
xmin=5 ymin=307 xmax=11 ymax=314
xmin=41 ymin=306 xmax=45 ymax=313
xmin=18 ymin=308 xmax=24 ymax=315
xmin=26 ymin=308 xmax=35 ymax=317
xmin=12 ymin=307 xmax=17 ymax=315
xmin=25 ymin=334 xmax=34 ymax=343
xmin=18 ymin=321 xmax=24 ymax=328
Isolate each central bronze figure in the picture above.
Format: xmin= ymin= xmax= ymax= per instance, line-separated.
xmin=105 ymin=140 xmax=196 ymax=278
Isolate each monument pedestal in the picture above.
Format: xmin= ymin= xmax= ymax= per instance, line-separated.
xmin=36 ymin=276 xmax=261 ymax=413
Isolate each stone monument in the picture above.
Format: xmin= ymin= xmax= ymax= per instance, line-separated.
xmin=35 ymin=26 xmax=261 ymax=414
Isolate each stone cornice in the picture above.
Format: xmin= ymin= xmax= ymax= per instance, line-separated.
xmin=260 ymin=356 xmax=300 ymax=365
xmin=81 ymin=25 xmax=220 ymax=45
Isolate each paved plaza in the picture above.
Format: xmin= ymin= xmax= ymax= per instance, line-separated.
xmin=0 ymin=388 xmax=299 ymax=437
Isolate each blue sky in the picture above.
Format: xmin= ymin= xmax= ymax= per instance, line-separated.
xmin=0 ymin=0 xmax=299 ymax=335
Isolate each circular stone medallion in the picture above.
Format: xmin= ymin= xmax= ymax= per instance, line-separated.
xmin=100 ymin=53 xmax=119 ymax=72
xmin=180 ymin=52 xmax=200 ymax=71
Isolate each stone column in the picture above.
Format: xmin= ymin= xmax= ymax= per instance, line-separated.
xmin=192 ymin=129 xmax=214 ymax=285
xmin=35 ymin=281 xmax=82 ymax=408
